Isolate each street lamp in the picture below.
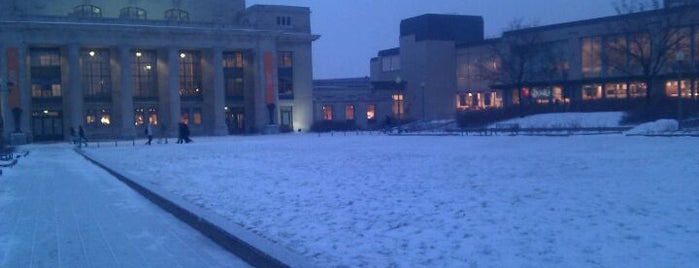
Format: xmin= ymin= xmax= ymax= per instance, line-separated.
xmin=421 ymin=82 xmax=425 ymax=121
xmin=676 ymin=50 xmax=684 ymax=130
xmin=395 ymin=76 xmax=403 ymax=120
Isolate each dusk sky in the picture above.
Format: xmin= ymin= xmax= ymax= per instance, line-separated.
xmin=246 ymin=0 xmax=620 ymax=79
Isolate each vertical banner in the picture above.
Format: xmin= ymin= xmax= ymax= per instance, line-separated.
xmin=264 ymin=52 xmax=274 ymax=104
xmin=7 ymin=47 xmax=19 ymax=107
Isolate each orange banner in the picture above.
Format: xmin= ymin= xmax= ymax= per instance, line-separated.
xmin=7 ymin=47 xmax=19 ymax=107
xmin=264 ymin=52 xmax=274 ymax=104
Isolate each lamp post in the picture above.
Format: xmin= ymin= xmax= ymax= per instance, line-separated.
xmin=395 ymin=76 xmax=403 ymax=121
xmin=421 ymin=82 xmax=425 ymax=121
xmin=676 ymin=51 xmax=684 ymax=130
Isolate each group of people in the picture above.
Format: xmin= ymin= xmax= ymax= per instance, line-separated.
xmin=69 ymin=126 xmax=88 ymax=147
xmin=144 ymin=120 xmax=193 ymax=145
xmin=71 ymin=120 xmax=192 ymax=147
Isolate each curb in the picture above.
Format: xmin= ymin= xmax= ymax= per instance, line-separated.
xmin=76 ymin=148 xmax=316 ymax=268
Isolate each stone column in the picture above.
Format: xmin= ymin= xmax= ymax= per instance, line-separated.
xmin=211 ymin=47 xmax=228 ymax=135
xmin=67 ymin=44 xmax=83 ymax=129
xmin=119 ymin=46 xmax=135 ymax=138
xmin=0 ymin=43 xmax=10 ymax=139
xmin=166 ymin=47 xmax=181 ymax=136
xmin=18 ymin=45 xmax=30 ymax=138
xmin=255 ymin=37 xmax=278 ymax=133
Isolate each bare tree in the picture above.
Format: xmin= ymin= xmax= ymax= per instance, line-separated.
xmin=481 ymin=19 xmax=544 ymax=112
xmin=607 ymin=0 xmax=691 ymax=103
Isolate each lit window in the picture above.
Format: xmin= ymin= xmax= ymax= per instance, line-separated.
xmin=193 ymin=108 xmax=202 ymax=125
xmin=582 ymin=84 xmax=603 ymax=100
xmin=392 ymin=94 xmax=404 ymax=119
xmin=322 ymin=105 xmax=333 ymax=121
xmin=345 ymin=104 xmax=355 ymax=121
xmin=367 ymin=104 xmax=376 ymax=121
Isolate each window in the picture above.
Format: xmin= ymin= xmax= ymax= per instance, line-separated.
xmin=629 ymin=82 xmax=647 ymax=98
xmin=695 ymin=26 xmax=699 ymax=67
xmin=581 ymin=37 xmax=602 ymax=77
xmin=192 ymin=108 xmax=202 ymax=125
xmin=86 ymin=109 xmax=111 ymax=126
xmin=120 ymin=7 xmax=147 ymax=20
xmin=278 ymin=51 xmax=294 ymax=98
xmin=165 ymin=9 xmax=189 ymax=22
xmin=134 ymin=108 xmax=158 ymax=126
xmin=345 ymin=105 xmax=355 ymax=121
xmin=82 ymin=49 xmax=111 ymax=99
xmin=367 ymin=104 xmax=376 ymax=121
xmin=179 ymin=51 xmax=202 ymax=98
xmin=322 ymin=105 xmax=333 ymax=121
xmin=276 ymin=16 xmax=291 ymax=26
xmin=605 ymin=83 xmax=628 ymax=99
xmin=605 ymin=35 xmax=626 ymax=76
xmin=392 ymin=94 xmax=404 ymax=119
xmin=132 ymin=50 xmax=158 ymax=98
xmin=30 ymin=48 xmax=62 ymax=99
xmin=665 ymin=80 xmax=692 ymax=98
xmin=73 ymin=5 xmax=102 ymax=18
xmin=382 ymin=55 xmax=400 ymax=72
xmin=223 ymin=52 xmax=244 ymax=99
xmin=582 ymin=84 xmax=603 ymax=100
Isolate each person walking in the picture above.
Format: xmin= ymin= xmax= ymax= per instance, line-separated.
xmin=145 ymin=122 xmax=153 ymax=145
xmin=69 ymin=127 xmax=78 ymax=145
xmin=158 ymin=123 xmax=168 ymax=144
xmin=78 ymin=125 xmax=88 ymax=147
xmin=177 ymin=121 xmax=185 ymax=144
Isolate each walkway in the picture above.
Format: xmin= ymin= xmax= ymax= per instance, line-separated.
xmin=0 ymin=144 xmax=250 ymax=268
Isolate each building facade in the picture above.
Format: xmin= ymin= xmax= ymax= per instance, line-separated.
xmin=313 ymin=77 xmax=394 ymax=130
xmin=0 ymin=0 xmax=318 ymax=143
xmin=367 ymin=3 xmax=699 ymax=123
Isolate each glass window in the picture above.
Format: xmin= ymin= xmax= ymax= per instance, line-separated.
xmin=278 ymin=51 xmax=294 ymax=98
xmin=392 ymin=94 xmax=404 ymax=119
xmin=629 ymin=82 xmax=648 ymax=98
xmin=345 ymin=105 xmax=355 ymax=121
xmin=134 ymin=108 xmax=158 ymax=126
xmin=82 ymin=49 xmax=112 ymax=99
xmin=86 ymin=109 xmax=111 ymax=126
xmin=120 ymin=7 xmax=146 ymax=20
xmin=382 ymin=55 xmax=400 ymax=72
xmin=179 ymin=51 xmax=202 ymax=98
xmin=134 ymin=108 xmax=145 ymax=126
xmin=165 ymin=9 xmax=189 ymax=22
xmin=582 ymin=84 xmax=603 ymax=100
xmin=367 ymin=104 xmax=376 ymax=121
xmin=665 ymin=80 xmax=692 ymax=98
xmin=605 ymin=35 xmax=626 ymax=76
xmin=132 ymin=50 xmax=158 ymax=98
xmin=322 ymin=105 xmax=333 ymax=121
xmin=223 ymin=52 xmax=244 ymax=99
xmin=581 ymin=37 xmax=602 ymax=77
xmin=192 ymin=108 xmax=202 ymax=125
xmin=30 ymin=49 xmax=61 ymax=66
xmin=73 ymin=5 xmax=102 ymax=18
xmin=605 ymin=83 xmax=628 ymax=99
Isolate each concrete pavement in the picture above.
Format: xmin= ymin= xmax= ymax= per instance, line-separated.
xmin=0 ymin=143 xmax=251 ymax=268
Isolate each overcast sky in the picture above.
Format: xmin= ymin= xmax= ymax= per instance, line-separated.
xmin=246 ymin=0 xmax=619 ymax=79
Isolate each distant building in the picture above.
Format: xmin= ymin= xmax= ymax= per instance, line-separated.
xmin=313 ymin=77 xmax=393 ymax=130
xmin=0 ymin=0 xmax=318 ymax=142
xmin=363 ymin=6 xmax=699 ymax=123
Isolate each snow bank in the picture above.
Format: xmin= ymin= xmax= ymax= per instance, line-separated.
xmin=491 ymin=112 xmax=625 ymax=128
xmin=625 ymin=119 xmax=679 ymax=135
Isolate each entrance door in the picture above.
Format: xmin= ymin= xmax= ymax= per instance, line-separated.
xmin=225 ymin=108 xmax=245 ymax=134
xmin=32 ymin=110 xmax=64 ymax=141
xmin=280 ymin=106 xmax=293 ymax=132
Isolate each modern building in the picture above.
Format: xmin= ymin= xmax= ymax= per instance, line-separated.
xmin=0 ymin=0 xmax=318 ymax=143
xmin=363 ymin=1 xmax=699 ymax=123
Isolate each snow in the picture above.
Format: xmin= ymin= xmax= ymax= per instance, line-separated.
xmin=625 ymin=119 xmax=680 ymax=135
xmin=6 ymin=113 xmax=699 ymax=267
xmin=490 ymin=112 xmax=627 ymax=128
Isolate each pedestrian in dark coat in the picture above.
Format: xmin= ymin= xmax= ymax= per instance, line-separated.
xmin=78 ymin=125 xmax=88 ymax=147
xmin=177 ymin=122 xmax=186 ymax=144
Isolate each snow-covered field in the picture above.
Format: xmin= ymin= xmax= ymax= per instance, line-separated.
xmin=81 ymin=127 xmax=699 ymax=267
